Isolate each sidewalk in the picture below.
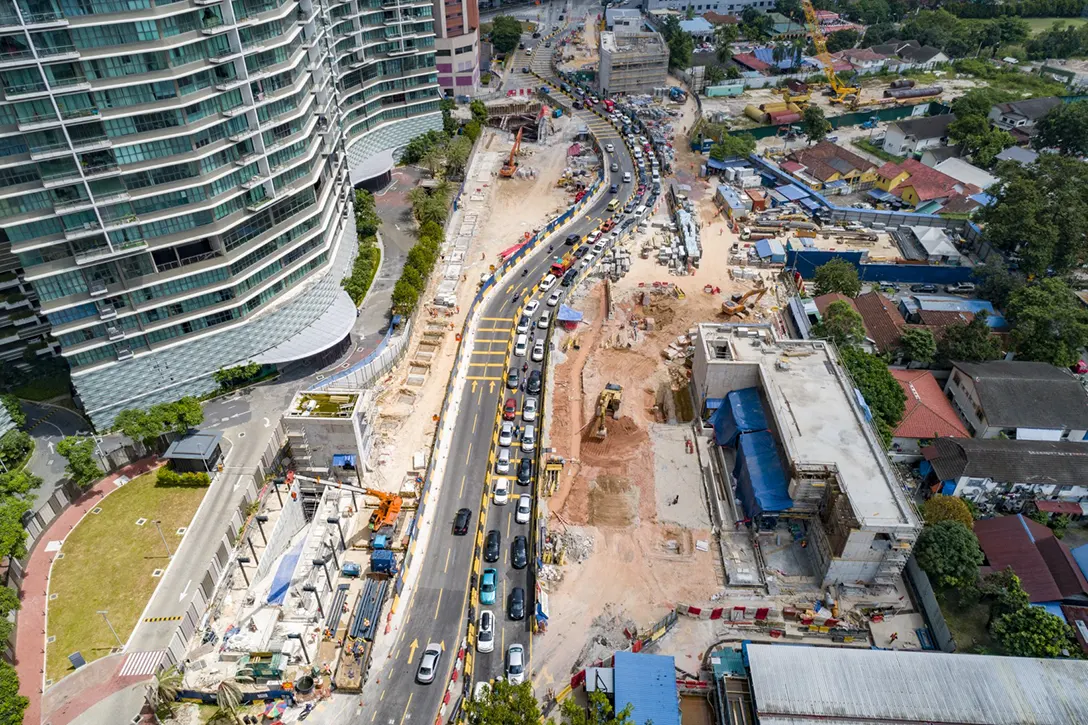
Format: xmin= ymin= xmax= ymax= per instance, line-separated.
xmin=15 ymin=457 xmax=159 ymax=725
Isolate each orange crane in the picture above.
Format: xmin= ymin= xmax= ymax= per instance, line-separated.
xmin=365 ymin=488 xmax=403 ymax=530
xmin=722 ymin=282 xmax=768 ymax=318
xmin=500 ymin=127 xmax=523 ymax=178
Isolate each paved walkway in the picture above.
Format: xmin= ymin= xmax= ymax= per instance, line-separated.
xmin=15 ymin=457 xmax=159 ymax=725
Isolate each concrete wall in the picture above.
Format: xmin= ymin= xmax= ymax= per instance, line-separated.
xmin=944 ymin=372 xmax=986 ymax=437
xmin=691 ymin=354 xmax=760 ymax=412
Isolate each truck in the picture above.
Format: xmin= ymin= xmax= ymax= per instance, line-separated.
xmin=371 ymin=549 xmax=398 ymax=575
xmin=603 ymin=99 xmax=615 ymax=113
xmin=550 ymin=253 xmax=575 ymax=277
xmin=668 ymin=86 xmax=687 ymax=102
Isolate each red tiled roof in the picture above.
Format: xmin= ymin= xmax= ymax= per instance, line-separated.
xmin=830 ymin=59 xmax=853 ymax=72
xmin=852 ymin=291 xmax=905 ymax=353
xmin=844 ymin=48 xmax=886 ymax=62
xmin=788 ymin=142 xmax=876 ymax=183
xmin=1037 ymin=536 xmax=1088 ymax=599
xmin=812 ymin=293 xmax=856 ymax=317
xmin=974 ymin=515 xmax=1065 ymax=603
xmin=703 ymin=11 xmax=739 ymax=24
xmin=888 ymin=158 xmax=976 ymax=202
xmin=781 ymin=160 xmax=804 ymax=174
xmin=877 ymin=161 xmax=904 ymax=179
xmin=890 ymin=369 xmax=970 ymax=440
xmin=915 ymin=309 xmax=974 ymax=329
xmin=1036 ymin=500 xmax=1084 ymax=515
xmin=733 ymin=53 xmax=770 ymax=71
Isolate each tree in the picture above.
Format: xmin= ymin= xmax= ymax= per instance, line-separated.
xmin=922 ymin=495 xmax=974 ymax=529
xmin=774 ymin=0 xmax=802 ymax=20
xmin=0 ymin=586 xmax=19 ymax=643
xmin=0 ymin=496 xmax=30 ymax=560
xmin=559 ymin=690 xmax=635 ymax=725
xmin=114 ymin=408 xmax=160 ymax=446
xmin=852 ymin=0 xmax=891 ymax=25
xmin=401 ymin=130 xmax=447 ymax=165
xmin=709 ymin=133 xmax=756 ymax=161
xmin=705 ymin=65 xmax=726 ymax=84
xmin=213 ymin=362 xmax=262 ymax=389
xmin=814 ymin=300 xmax=866 ymax=348
xmin=978 ymin=567 xmax=1030 ymax=625
xmin=993 ymin=605 xmax=1078 ymax=658
xmin=0 ymin=395 xmax=24 ymax=430
xmin=951 ymin=88 xmax=1015 ymax=120
xmin=0 ymin=661 xmax=28 ymax=725
xmin=55 ymin=436 xmax=102 ymax=489
xmin=825 ymin=28 xmax=860 ymax=53
xmin=947 ymin=114 xmax=1014 ymax=166
xmin=0 ymin=469 xmax=40 ymax=498
xmin=445 ymin=135 xmax=473 ymax=179
xmin=463 ymin=679 xmax=540 ymax=725
xmin=421 ymin=143 xmax=446 ymax=178
xmin=812 ymin=258 xmax=861 ymax=298
xmin=862 ymin=22 xmax=897 ymax=46
xmin=1005 ymin=278 xmax=1088 ymax=368
xmin=1034 ymin=100 xmax=1088 ymax=156
xmin=464 ymin=119 xmax=482 ymax=143
xmin=915 ymin=520 xmax=983 ymax=589
xmin=899 ymin=327 xmax=936 ymax=365
xmin=392 ymin=277 xmax=421 ymax=314
xmin=839 ymin=346 xmax=907 ymax=446
xmin=937 ymin=311 xmax=1002 ymax=364
xmin=216 ymin=679 xmax=242 ymax=720
xmin=490 ymin=16 xmax=522 ymax=54
xmin=0 ymin=430 xmax=31 ymax=469
xmin=470 ymin=99 xmax=488 ymax=124
xmin=149 ymin=665 xmax=182 ymax=717
xmin=741 ymin=7 xmax=774 ymax=41
xmin=802 ymin=105 xmax=831 ymax=144
xmin=714 ymin=24 xmax=739 ymax=63
xmin=353 ymin=188 xmax=381 ymax=237
xmin=994 ymin=16 xmax=1030 ymax=55
xmin=973 ymin=259 xmax=1023 ymax=309
xmin=661 ymin=16 xmax=694 ymax=68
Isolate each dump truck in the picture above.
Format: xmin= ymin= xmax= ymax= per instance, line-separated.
xmin=550 ymin=253 xmax=575 ymax=277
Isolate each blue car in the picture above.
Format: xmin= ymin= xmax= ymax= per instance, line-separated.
xmin=480 ymin=568 xmax=498 ymax=605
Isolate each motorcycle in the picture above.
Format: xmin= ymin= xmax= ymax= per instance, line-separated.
xmin=299 ymin=703 xmax=315 ymax=720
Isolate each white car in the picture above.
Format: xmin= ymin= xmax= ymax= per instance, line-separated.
xmin=522 ymin=398 xmax=538 ymax=421
xmin=531 ymin=339 xmax=545 ymax=362
xmin=547 ymin=291 xmax=561 ymax=307
xmin=540 ymin=274 xmax=557 ymax=291
xmin=496 ymin=446 xmax=512 ymax=474
xmin=516 ymin=494 xmax=532 ymax=524
xmin=493 ymin=477 xmax=510 ymax=505
xmin=605 ymin=142 xmax=614 ymax=153
xmin=516 ymin=314 xmax=530 ymax=334
xmin=537 ymin=310 xmax=551 ymax=329
xmin=588 ymin=230 xmax=602 ymax=243
xmin=477 ymin=610 xmax=495 ymax=653
xmin=524 ymin=299 xmax=539 ymax=316
xmin=499 ymin=420 xmax=514 ymax=447
xmin=592 ymin=242 xmax=605 ymax=254
xmin=506 ymin=644 xmax=526 ymax=685
xmin=416 ymin=643 xmax=442 ymax=684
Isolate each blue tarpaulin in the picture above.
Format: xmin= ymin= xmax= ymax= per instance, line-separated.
xmin=704 ymin=398 xmax=724 ymax=411
xmin=733 ymin=431 xmax=792 ymax=521
xmin=710 ymin=388 xmax=769 ymax=447
xmin=333 ymin=454 xmax=357 ymax=467
xmin=755 ymin=239 xmax=786 ymax=263
xmin=267 ymin=539 xmax=304 ymax=605
xmin=557 ymin=304 xmax=583 ymax=323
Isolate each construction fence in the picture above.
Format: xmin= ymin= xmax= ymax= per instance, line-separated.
xmin=308 ymin=319 xmax=413 ymax=393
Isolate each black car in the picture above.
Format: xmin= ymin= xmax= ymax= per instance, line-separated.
xmin=531 ymin=30 xmax=541 ymax=38
xmin=573 ymin=246 xmax=588 ymax=259
xmin=517 ymin=458 xmax=533 ymax=485
xmin=561 ymin=269 xmax=576 ymax=287
xmin=610 ymin=183 xmax=618 ymax=193
xmin=511 ymin=535 xmax=528 ymax=569
xmin=565 ymin=233 xmax=579 ymax=245
xmin=527 ymin=370 xmax=542 ymax=395
xmin=454 ymin=508 xmax=471 ymax=535
xmin=521 ymin=66 xmax=530 ymax=73
xmin=485 ymin=529 xmax=501 ymax=562
xmin=508 ymin=586 xmax=525 ymax=620
xmin=573 ymin=100 xmax=583 ymax=110
xmin=910 ymin=283 xmax=938 ymax=293
xmin=507 ymin=368 xmax=520 ymax=389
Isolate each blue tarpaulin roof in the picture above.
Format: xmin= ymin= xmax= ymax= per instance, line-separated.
xmin=267 ymin=538 xmax=304 ymax=605
xmin=557 ymin=304 xmax=583 ymax=323
xmin=710 ymin=388 xmax=768 ymax=447
xmin=733 ymin=431 xmax=792 ymax=519
xmin=613 ymin=652 xmax=681 ymax=725
xmin=333 ymin=454 xmax=357 ymax=467
xmin=755 ymin=238 xmax=786 ymax=260
xmin=776 ymin=184 xmax=808 ymax=201
xmin=707 ymin=157 xmax=749 ymax=170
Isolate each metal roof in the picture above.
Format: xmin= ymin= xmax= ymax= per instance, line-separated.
xmin=164 ymin=431 xmax=224 ymax=461
xmin=745 ymin=643 xmax=1088 ymax=725
xmin=613 ymin=652 xmax=680 ymax=725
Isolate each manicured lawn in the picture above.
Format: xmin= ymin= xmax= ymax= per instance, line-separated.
xmin=1024 ymin=16 xmax=1088 ymax=34
xmin=852 ymin=138 xmax=906 ymax=164
xmin=46 ymin=471 xmax=208 ymax=682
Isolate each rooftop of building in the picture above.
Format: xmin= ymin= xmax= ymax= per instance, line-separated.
xmin=890 ymin=369 xmax=970 ymax=440
xmin=678 ymin=17 xmax=713 ymax=34
xmin=697 ymin=324 xmax=917 ymax=530
xmin=878 ymin=158 xmax=978 ymax=201
xmin=285 ymin=391 xmax=362 ymax=418
xmin=934 ymin=157 xmax=998 ymax=190
xmin=992 ymin=96 xmax=1062 ymax=120
xmin=995 ymin=145 xmax=1039 ymax=164
xmin=923 ymin=437 xmax=1088 ymax=489
xmin=613 ymin=652 xmax=680 ymax=725
xmin=853 ymin=291 xmax=905 ymax=353
xmin=973 ymin=514 xmax=1088 ymax=602
xmin=164 ymin=430 xmax=224 ymax=461
xmin=789 ymin=141 xmax=875 ymax=182
xmin=600 ymin=30 xmax=667 ymax=54
xmin=951 ymin=360 xmax=1088 ymax=429
xmin=888 ymin=113 xmax=956 ymax=140
xmin=744 ymin=643 xmax=1088 ymax=724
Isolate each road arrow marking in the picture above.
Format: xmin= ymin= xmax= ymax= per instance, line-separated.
xmin=506 ymin=284 xmax=514 ymax=293
xmin=471 ymin=381 xmax=478 ymax=393
xmin=489 ymin=381 xmax=495 ymax=394
xmin=407 ymin=638 xmax=419 ymax=663
xmin=178 ymin=579 xmax=191 ymax=603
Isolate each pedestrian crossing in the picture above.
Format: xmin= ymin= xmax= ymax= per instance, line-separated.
xmin=118 ymin=649 xmax=164 ymax=677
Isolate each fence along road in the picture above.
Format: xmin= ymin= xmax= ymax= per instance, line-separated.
xmin=366 ymin=32 xmax=636 ymax=725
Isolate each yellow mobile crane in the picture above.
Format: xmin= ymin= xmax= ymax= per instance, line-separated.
xmin=802 ymin=0 xmax=859 ymax=105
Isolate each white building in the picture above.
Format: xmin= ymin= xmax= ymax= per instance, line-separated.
xmin=908 ymin=226 xmax=961 ymax=264
xmin=282 ymin=390 xmax=378 ymax=479
xmin=599 ymin=31 xmax=669 ymax=96
xmin=934 ymin=158 xmax=998 ymax=190
xmin=881 ymin=115 xmax=956 ymax=158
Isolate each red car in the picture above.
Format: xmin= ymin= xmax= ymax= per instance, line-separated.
xmin=503 ymin=398 xmax=517 ymax=420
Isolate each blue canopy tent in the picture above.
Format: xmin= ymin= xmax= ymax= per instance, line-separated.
xmin=733 ymin=431 xmax=792 ymax=527
xmin=710 ymin=388 xmax=769 ymax=447
xmin=557 ymin=304 xmax=583 ymax=330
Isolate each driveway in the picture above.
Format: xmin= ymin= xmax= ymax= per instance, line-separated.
xmin=22 ymin=402 xmax=94 ymax=511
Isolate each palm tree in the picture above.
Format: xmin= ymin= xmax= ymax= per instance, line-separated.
xmin=216 ymin=678 xmax=243 ymax=722
xmin=206 ymin=708 xmax=236 ymax=725
xmin=149 ymin=665 xmax=181 ymax=715
xmin=420 ymin=144 xmax=446 ymax=178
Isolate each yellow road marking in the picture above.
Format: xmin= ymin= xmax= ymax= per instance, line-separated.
xmin=400 ymin=693 xmax=413 ymax=725
xmin=481 ymin=317 xmax=512 ymax=321
xmin=478 ymin=327 xmax=511 ymax=332
xmin=468 ymin=361 xmax=505 ymax=367
xmin=434 ymin=588 xmax=443 ymax=619
xmin=465 ymin=442 xmax=472 ymax=465
xmin=470 ymin=350 xmax=507 ymax=355
xmin=472 ymin=411 xmax=479 ymax=433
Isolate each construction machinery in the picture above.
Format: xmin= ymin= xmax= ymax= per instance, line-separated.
xmin=365 ymin=488 xmax=403 ymax=531
xmin=500 ymin=127 xmax=523 ymax=178
xmin=801 ymin=0 xmax=859 ymax=105
xmin=592 ymin=383 xmax=623 ymax=439
xmin=722 ymin=281 xmax=768 ymax=318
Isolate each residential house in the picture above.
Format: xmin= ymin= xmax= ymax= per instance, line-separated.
xmin=920 ymin=146 xmax=961 ymax=168
xmin=767 ymin=12 xmax=805 ymax=38
xmin=934 ymin=158 xmax=998 ymax=190
xmin=890 ymin=369 xmax=970 ymax=454
xmin=834 ymin=48 xmax=887 ymax=73
xmin=944 ymin=360 xmax=1088 ymax=441
xmin=869 ymin=40 xmax=948 ymax=71
xmin=994 ymin=146 xmax=1039 ymax=165
xmin=852 ymin=291 xmax=906 ymax=354
xmin=881 ymin=114 xmax=957 ymax=158
xmin=900 ymin=296 xmax=1007 ymax=329
xmin=922 ymin=437 xmax=1088 ymax=502
xmin=810 ymin=293 xmax=876 ymax=352
xmin=972 ymin=514 xmax=1088 ymax=605
xmin=875 ymin=158 xmax=980 ymax=209
xmin=988 ymin=97 xmax=1061 ymax=143
xmin=786 ymin=141 xmax=878 ymax=190
xmin=815 ymin=9 xmax=857 ymax=33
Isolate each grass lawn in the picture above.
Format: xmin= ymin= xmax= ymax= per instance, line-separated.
xmin=46 ymin=471 xmax=208 ymax=682
xmin=1024 ymin=16 xmax=1088 ymax=34
xmin=940 ymin=589 xmax=1002 ymax=655
xmin=852 ymin=138 xmax=906 ymax=164
xmin=13 ymin=372 xmax=70 ymax=401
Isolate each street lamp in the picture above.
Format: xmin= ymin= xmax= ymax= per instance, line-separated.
xmin=272 ymin=477 xmax=284 ymax=507
xmin=151 ymin=520 xmax=172 ymax=558
xmin=96 ymin=610 xmax=123 ymax=648
xmin=237 ymin=556 xmax=251 ymax=587
xmin=246 ymin=536 xmax=260 ymax=565
xmin=325 ymin=541 xmax=339 ymax=571
xmin=313 ymin=558 xmax=332 ymax=591
xmin=255 ymin=515 xmax=269 ymax=546
xmin=327 ymin=516 xmax=346 ymax=550
xmin=287 ymin=632 xmax=309 ymax=664
xmin=302 ymin=583 xmax=324 ymax=620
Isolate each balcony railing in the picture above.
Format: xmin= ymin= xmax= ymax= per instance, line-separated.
xmin=22 ymin=10 xmax=66 ymax=24
xmin=64 ymin=221 xmax=103 ymax=241
xmin=0 ymin=14 xmax=19 ymax=28
xmin=154 ymin=250 xmax=218 ymax=272
xmin=40 ymin=168 xmax=81 ymax=187
xmin=52 ymin=197 xmax=94 ymax=213
xmin=70 ymin=136 xmax=111 ymax=152
xmin=0 ymin=49 xmax=34 ymax=66
xmin=50 ymin=75 xmax=90 ymax=90
xmin=3 ymin=81 xmax=48 ymax=98
xmin=82 ymin=163 xmax=120 ymax=179
xmin=61 ymin=106 xmax=100 ymax=120
xmin=36 ymin=44 xmax=78 ymax=59
xmin=75 ymin=239 xmax=147 ymax=265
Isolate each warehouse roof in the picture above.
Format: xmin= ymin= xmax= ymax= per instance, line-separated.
xmin=923 ymin=437 xmax=1088 ymax=489
xmin=745 ymin=643 xmax=1088 ymax=724
xmin=952 ymin=360 xmax=1088 ymax=430
xmin=613 ymin=652 xmax=680 ymax=725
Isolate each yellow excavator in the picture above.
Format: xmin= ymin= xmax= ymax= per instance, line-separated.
xmin=500 ymin=127 xmax=523 ymax=178
xmin=722 ymin=281 xmax=768 ymax=319
xmin=592 ymin=384 xmax=623 ymax=439
xmin=802 ymin=0 xmax=859 ymax=105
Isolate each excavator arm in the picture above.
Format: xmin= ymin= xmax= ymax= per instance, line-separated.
xmin=500 ymin=128 xmax=523 ymax=178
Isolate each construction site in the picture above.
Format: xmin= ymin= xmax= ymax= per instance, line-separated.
xmin=599 ymin=31 xmax=670 ymax=96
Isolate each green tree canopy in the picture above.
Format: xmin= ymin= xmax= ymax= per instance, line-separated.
xmin=55 ymin=436 xmax=102 ymax=489
xmin=979 ymin=567 xmax=1030 ymax=626
xmin=951 ymin=88 xmax=1016 ymax=120
xmin=470 ymin=99 xmax=488 ymax=123
xmin=802 ymin=105 xmax=831 ymax=144
xmin=445 ymin=136 xmax=473 ymax=179
xmin=464 ymin=679 xmax=540 ymax=725
xmin=0 ymin=660 xmax=28 ymax=725
xmin=1005 ymin=278 xmax=1088 ymax=368
xmin=661 ymin=16 xmax=694 ymax=68
xmin=922 ymin=495 xmax=974 ymax=529
xmin=714 ymin=24 xmax=739 ymax=63
xmin=812 ymin=259 xmax=861 ymax=298
xmin=490 ymin=16 xmax=523 ymax=54
xmin=937 ymin=310 xmax=1002 ymax=364
xmin=0 ymin=469 xmax=40 ymax=498
xmin=825 ymin=28 xmax=860 ymax=53
xmin=899 ymin=327 xmax=936 ymax=365
xmin=839 ymin=346 xmax=906 ymax=446
xmin=0 ymin=586 xmax=19 ymax=642
xmin=0 ymin=430 xmax=31 ymax=470
xmin=559 ymin=690 xmax=635 ymax=725
xmin=947 ymin=114 xmax=1014 ymax=167
xmin=353 ymin=188 xmax=381 ymax=237
xmin=815 ymin=300 xmax=866 ymax=349
xmin=0 ymin=496 xmax=30 ymax=560
xmin=993 ymin=605 xmax=1079 ymax=658
xmin=915 ymin=520 xmax=983 ymax=589
xmin=1035 ymin=101 xmax=1088 ymax=156
xmin=972 ymin=259 xmax=1023 ymax=309
xmin=709 ymin=134 xmax=756 ymax=161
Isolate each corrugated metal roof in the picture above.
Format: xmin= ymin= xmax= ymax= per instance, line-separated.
xmin=613 ymin=652 xmax=680 ymax=725
xmin=746 ymin=643 xmax=1088 ymax=725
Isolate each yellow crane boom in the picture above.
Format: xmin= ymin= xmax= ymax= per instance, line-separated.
xmin=802 ymin=0 xmax=858 ymax=104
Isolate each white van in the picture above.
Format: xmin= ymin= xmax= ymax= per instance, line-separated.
xmin=496 ymin=447 xmax=511 ymax=474
xmin=514 ymin=334 xmax=528 ymax=357
xmin=634 ymin=205 xmax=647 ymax=219
xmin=622 ymin=171 xmax=631 ymax=183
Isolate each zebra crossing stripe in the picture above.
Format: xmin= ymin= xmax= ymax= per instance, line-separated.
xmin=118 ymin=650 xmax=164 ymax=677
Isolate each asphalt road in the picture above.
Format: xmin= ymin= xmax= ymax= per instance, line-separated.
xmin=366 ymin=25 xmax=637 ymax=725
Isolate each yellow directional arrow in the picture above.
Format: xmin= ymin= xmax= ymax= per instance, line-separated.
xmin=407 ymin=638 xmax=419 ymax=663
xmin=506 ymin=284 xmax=515 ymax=293
xmin=471 ymin=380 xmax=478 ymax=393
xmin=440 ymin=640 xmax=446 ymax=652
xmin=489 ymin=380 xmax=496 ymax=394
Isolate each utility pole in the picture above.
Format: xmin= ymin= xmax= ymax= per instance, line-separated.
xmin=96 ymin=610 xmax=123 ymax=648
xmin=151 ymin=520 xmax=172 ymax=558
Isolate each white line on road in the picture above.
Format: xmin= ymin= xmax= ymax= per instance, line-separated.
xmin=178 ymin=579 xmax=191 ymax=603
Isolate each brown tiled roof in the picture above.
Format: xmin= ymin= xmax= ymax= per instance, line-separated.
xmin=974 ymin=515 xmax=1065 ymax=603
xmin=915 ymin=309 xmax=974 ymax=329
xmin=852 ymin=292 xmax=904 ymax=353
xmin=812 ymin=293 xmax=856 ymax=317
xmin=1037 ymin=536 xmax=1088 ymax=599
xmin=703 ymin=11 xmax=739 ymax=24
xmin=789 ymin=142 xmax=875 ymax=183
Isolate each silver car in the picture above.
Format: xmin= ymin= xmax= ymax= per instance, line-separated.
xmin=499 ymin=420 xmax=514 ymax=447
xmin=506 ymin=644 xmax=526 ymax=684
xmin=477 ymin=610 xmax=495 ymax=653
xmin=416 ymin=642 xmax=442 ymax=684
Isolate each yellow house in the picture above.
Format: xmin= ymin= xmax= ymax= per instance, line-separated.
xmin=875 ymin=162 xmax=911 ymax=192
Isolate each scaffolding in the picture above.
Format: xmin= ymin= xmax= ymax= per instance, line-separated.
xmin=599 ymin=31 xmax=669 ymax=96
